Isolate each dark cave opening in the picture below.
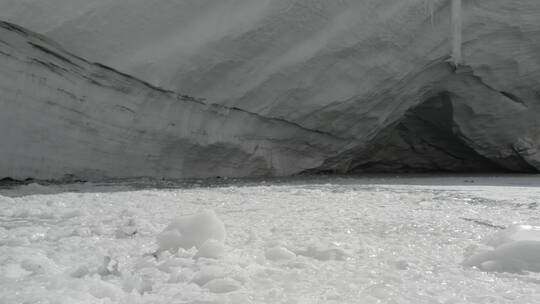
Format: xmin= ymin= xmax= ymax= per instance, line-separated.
xmin=347 ymin=92 xmax=514 ymax=173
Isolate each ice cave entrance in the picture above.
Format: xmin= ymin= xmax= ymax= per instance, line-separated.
xmin=347 ymin=93 xmax=527 ymax=173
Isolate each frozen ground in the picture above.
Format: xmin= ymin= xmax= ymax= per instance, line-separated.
xmin=1 ymin=175 xmax=540 ymax=304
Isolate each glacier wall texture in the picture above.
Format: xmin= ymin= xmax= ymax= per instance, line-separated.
xmin=0 ymin=0 xmax=539 ymax=179
xmin=0 ymin=22 xmax=349 ymax=180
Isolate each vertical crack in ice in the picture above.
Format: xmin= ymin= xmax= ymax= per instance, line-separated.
xmin=425 ymin=0 xmax=436 ymax=26
xmin=450 ymin=0 xmax=463 ymax=66
xmin=424 ymin=0 xmax=462 ymax=64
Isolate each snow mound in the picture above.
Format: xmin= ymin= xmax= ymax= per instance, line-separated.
xmin=156 ymin=210 xmax=225 ymax=252
xmin=463 ymin=225 xmax=540 ymax=273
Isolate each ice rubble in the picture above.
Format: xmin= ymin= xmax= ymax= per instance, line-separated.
xmin=3 ymin=179 xmax=540 ymax=303
xmin=463 ymin=224 xmax=540 ymax=273
xmin=99 ymin=209 xmax=241 ymax=296
xmin=153 ymin=204 xmax=540 ymax=279
xmin=151 ymin=211 xmax=245 ymax=295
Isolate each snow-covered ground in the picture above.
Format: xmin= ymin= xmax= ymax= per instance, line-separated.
xmin=1 ymin=175 xmax=540 ymax=303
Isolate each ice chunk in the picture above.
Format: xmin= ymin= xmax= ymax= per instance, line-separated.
xmin=13 ymin=208 xmax=31 ymax=218
xmin=2 ymin=263 xmax=31 ymax=279
xmin=97 ymin=256 xmax=120 ymax=277
xmin=191 ymin=266 xmax=228 ymax=286
xmin=394 ymin=260 xmax=409 ymax=270
xmin=156 ymin=230 xmax=184 ymax=253
xmin=203 ymin=278 xmax=241 ymax=293
xmin=70 ymin=265 xmax=89 ymax=278
xmin=486 ymin=224 xmax=540 ymax=247
xmin=167 ymin=268 xmax=193 ymax=283
xmin=135 ymin=256 xmax=158 ymax=270
xmin=265 ymin=246 xmax=296 ymax=261
xmin=123 ymin=268 xmax=166 ymax=294
xmin=464 ymin=225 xmax=540 ymax=273
xmin=157 ymin=257 xmax=191 ymax=273
xmin=1 ymin=236 xmax=30 ymax=247
xmin=62 ymin=209 xmax=85 ymax=219
xmin=245 ymin=229 xmax=258 ymax=244
xmin=156 ymin=210 xmax=225 ymax=252
xmin=88 ymin=280 xmax=123 ymax=300
xmin=72 ymin=227 xmax=92 ymax=237
xmin=463 ymin=241 xmax=540 ymax=273
xmin=115 ymin=218 xmax=138 ymax=238
xmin=20 ymin=254 xmax=62 ymax=275
xmin=195 ymin=239 xmax=225 ymax=259
xmin=295 ymin=243 xmax=347 ymax=261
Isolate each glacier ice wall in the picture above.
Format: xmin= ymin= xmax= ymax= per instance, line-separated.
xmin=2 ymin=1 xmax=538 ymax=115
xmin=0 ymin=21 xmax=349 ymax=180
xmin=0 ymin=0 xmax=540 ymax=179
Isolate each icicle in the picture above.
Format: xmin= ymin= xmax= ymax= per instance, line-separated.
xmin=425 ymin=0 xmax=435 ymax=26
xmin=450 ymin=0 xmax=463 ymax=66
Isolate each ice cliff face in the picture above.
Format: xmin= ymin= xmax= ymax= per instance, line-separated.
xmin=0 ymin=0 xmax=539 ymax=179
xmin=0 ymin=21 xmax=349 ymax=180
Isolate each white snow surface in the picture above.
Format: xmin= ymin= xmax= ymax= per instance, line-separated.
xmin=1 ymin=175 xmax=540 ymax=303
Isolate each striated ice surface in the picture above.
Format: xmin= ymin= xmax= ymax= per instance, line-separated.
xmin=1 ymin=175 xmax=540 ymax=303
xmin=3 ymin=11 xmax=540 ymax=179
